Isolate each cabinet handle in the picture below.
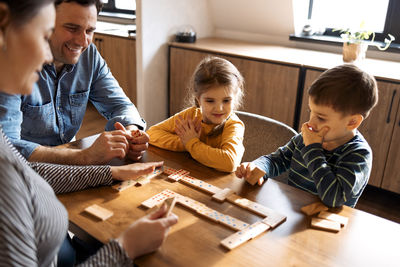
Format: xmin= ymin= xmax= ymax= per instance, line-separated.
xmin=94 ymin=38 xmax=103 ymax=53
xmin=387 ymin=90 xmax=396 ymax=123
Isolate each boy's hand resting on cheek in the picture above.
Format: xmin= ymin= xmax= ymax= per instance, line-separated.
xmin=175 ymin=116 xmax=201 ymax=146
xmin=301 ymin=122 xmax=329 ymax=146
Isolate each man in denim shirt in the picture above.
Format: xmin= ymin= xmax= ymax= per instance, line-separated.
xmin=0 ymin=0 xmax=149 ymax=165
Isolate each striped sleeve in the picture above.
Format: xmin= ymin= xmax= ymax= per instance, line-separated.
xmin=252 ymin=135 xmax=298 ymax=179
xmin=301 ymin=142 xmax=371 ymax=208
xmin=78 ymin=240 xmax=133 ymax=266
xmin=28 ymin=162 xmax=113 ymax=194
xmin=0 ymin=164 xmax=38 ymax=266
xmin=2 ymin=129 xmax=113 ymax=194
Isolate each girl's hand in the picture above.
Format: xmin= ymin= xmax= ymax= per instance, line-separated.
xmin=175 ymin=116 xmax=201 ymax=146
xmin=301 ymin=122 xmax=329 ymax=146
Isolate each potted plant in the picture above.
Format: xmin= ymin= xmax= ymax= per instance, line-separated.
xmin=334 ymin=23 xmax=395 ymax=62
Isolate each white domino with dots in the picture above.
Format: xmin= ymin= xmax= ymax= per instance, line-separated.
xmin=141 ymin=189 xmax=178 ymax=208
xmin=167 ymin=169 xmax=190 ymax=182
xmin=163 ymin=166 xmax=177 ymax=175
xmin=180 ymin=175 xmax=221 ymax=194
xmin=136 ymin=169 xmax=163 ymax=185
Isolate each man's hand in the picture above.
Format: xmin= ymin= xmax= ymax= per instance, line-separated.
xmin=301 ymin=123 xmax=329 ymax=146
xmin=110 ymin=161 xmax=163 ymax=181
xmin=174 ymin=116 xmax=201 ymax=146
xmin=115 ymin=122 xmax=149 ymax=161
xmin=117 ymin=203 xmax=178 ymax=260
xmin=82 ymin=130 xmax=131 ymax=164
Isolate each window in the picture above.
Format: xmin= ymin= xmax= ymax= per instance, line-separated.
xmin=102 ymin=0 xmax=135 ymax=15
xmin=311 ymin=0 xmax=389 ymax=33
xmin=292 ymin=0 xmax=400 ymax=50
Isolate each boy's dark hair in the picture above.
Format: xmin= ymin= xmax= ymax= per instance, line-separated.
xmin=55 ymin=0 xmax=103 ymax=14
xmin=308 ymin=64 xmax=378 ymax=118
xmin=2 ymin=0 xmax=55 ymax=27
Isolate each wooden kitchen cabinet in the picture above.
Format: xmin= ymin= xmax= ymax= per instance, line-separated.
xmin=381 ymin=93 xmax=400 ymax=193
xmin=298 ymin=69 xmax=400 ymax=190
xmin=169 ymin=47 xmax=300 ymax=127
xmin=94 ymin=33 xmax=136 ymax=104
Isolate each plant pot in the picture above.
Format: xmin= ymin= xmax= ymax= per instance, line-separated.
xmin=342 ymin=43 xmax=368 ymax=63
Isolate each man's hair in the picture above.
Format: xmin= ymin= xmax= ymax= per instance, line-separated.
xmin=308 ymin=64 xmax=378 ymax=118
xmin=55 ymin=0 xmax=103 ymax=14
xmin=1 ymin=0 xmax=55 ymax=27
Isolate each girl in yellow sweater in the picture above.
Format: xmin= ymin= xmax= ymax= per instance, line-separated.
xmin=147 ymin=56 xmax=245 ymax=172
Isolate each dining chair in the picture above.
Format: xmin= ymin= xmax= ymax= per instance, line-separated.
xmin=235 ymin=111 xmax=297 ymax=183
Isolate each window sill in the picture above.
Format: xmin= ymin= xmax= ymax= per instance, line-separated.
xmin=289 ymin=34 xmax=400 ymax=54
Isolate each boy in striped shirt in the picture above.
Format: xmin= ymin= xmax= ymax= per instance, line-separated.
xmin=236 ymin=64 xmax=378 ymax=208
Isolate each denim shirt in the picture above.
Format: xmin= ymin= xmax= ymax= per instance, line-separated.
xmin=0 ymin=43 xmax=146 ymax=159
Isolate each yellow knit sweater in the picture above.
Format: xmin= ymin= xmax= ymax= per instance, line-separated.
xmin=147 ymin=107 xmax=245 ymax=172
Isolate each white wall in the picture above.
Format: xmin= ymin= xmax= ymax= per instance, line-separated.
xmin=209 ymin=0 xmax=400 ymax=61
xmin=136 ymin=0 xmax=214 ymax=127
xmin=210 ymin=0 xmax=295 ymax=45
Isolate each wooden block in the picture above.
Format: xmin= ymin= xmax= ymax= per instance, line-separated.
xmin=311 ymin=217 xmax=341 ymax=233
xmin=301 ymin=202 xmax=329 ymax=216
xmin=84 ymin=204 xmax=113 ymax=221
xmin=261 ymin=212 xmax=287 ymax=228
xmin=245 ymin=166 xmax=266 ymax=185
xmin=220 ymin=221 xmax=270 ymax=250
xmin=111 ymin=180 xmax=137 ymax=192
xmin=318 ymin=211 xmax=348 ymax=227
xmin=212 ymin=188 xmax=234 ymax=202
xmin=179 ymin=175 xmax=221 ymax=194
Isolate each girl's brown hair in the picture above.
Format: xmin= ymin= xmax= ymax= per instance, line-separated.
xmin=187 ymin=56 xmax=244 ymax=109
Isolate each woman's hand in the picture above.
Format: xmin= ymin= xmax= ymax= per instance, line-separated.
xmin=117 ymin=204 xmax=178 ymax=260
xmin=110 ymin=161 xmax=163 ymax=181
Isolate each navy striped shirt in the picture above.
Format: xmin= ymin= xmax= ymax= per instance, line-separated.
xmin=253 ymin=132 xmax=372 ymax=207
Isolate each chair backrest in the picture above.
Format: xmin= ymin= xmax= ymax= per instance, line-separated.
xmin=235 ymin=111 xmax=297 ymax=162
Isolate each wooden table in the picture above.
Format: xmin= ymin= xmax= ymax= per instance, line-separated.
xmin=58 ymin=136 xmax=400 ymax=267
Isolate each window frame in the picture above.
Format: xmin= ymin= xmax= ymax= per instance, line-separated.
xmin=291 ymin=0 xmax=400 ymax=52
xmin=102 ymin=0 xmax=135 ymax=15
